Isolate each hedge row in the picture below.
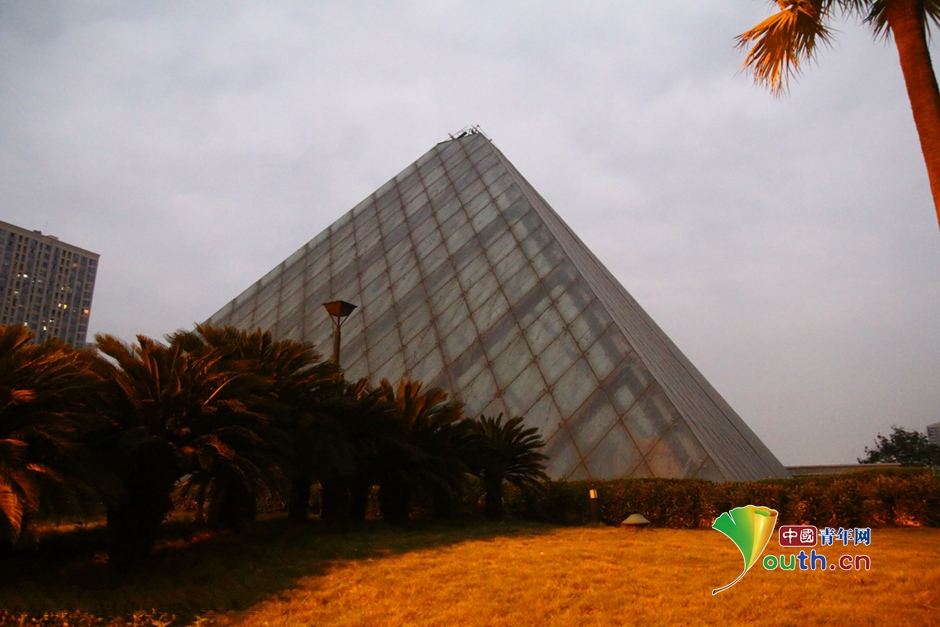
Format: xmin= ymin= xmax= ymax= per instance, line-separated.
xmin=508 ymin=467 xmax=940 ymax=529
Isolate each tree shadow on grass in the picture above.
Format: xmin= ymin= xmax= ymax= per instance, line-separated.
xmin=0 ymin=517 xmax=558 ymax=624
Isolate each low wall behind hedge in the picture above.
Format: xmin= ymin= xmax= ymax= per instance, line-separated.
xmin=509 ymin=468 xmax=940 ymax=529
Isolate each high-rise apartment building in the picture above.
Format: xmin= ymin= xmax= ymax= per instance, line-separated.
xmin=928 ymin=422 xmax=940 ymax=447
xmin=0 ymin=220 xmax=99 ymax=348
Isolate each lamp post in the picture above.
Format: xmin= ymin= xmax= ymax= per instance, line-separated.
xmin=322 ymin=300 xmax=357 ymax=366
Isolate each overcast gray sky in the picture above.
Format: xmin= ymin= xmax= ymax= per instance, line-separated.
xmin=2 ymin=1 xmax=938 ymax=466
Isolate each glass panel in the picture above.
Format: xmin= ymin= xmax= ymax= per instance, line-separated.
xmin=396 ymin=282 xmax=428 ymax=321
xmin=391 ymin=264 xmax=420 ymax=302
xmin=530 ymin=240 xmax=566 ymax=279
xmin=583 ymin=424 xmax=644 ymax=479
xmin=476 ymin=214 xmax=507 ymax=250
xmin=364 ymin=307 xmax=397 ymax=349
xmin=553 ymin=276 xmax=593 ymax=324
xmin=501 ymin=264 xmax=539 ymax=301
xmin=400 ymin=301 xmax=432 ymax=346
xmin=513 ymin=283 xmax=551 ymax=330
xmin=421 ymin=164 xmax=449 ymax=196
xmin=694 ymin=458 xmax=725 ymax=482
xmin=331 ymin=232 xmax=356 ymax=262
xmin=569 ymin=300 xmax=614 ymax=347
xmin=469 ymin=287 xmax=509 ymax=333
xmin=493 ymin=185 xmax=524 ymax=212
xmin=466 ymin=271 xmax=499 ymax=314
xmin=492 ymin=245 xmax=526 ymax=280
xmin=519 ymin=232 xmax=555 ymax=269
xmin=408 ymin=203 xmax=435 ymax=235
xmin=443 ymin=151 xmax=470 ymax=177
xmin=380 ymin=237 xmax=407 ymax=270
xmin=461 ymin=369 xmax=498 ymax=415
xmin=331 ymin=261 xmax=359 ymax=295
xmin=362 ymin=273 xmax=393 ymax=321
xmin=451 ymin=237 xmax=484 ymax=274
xmin=430 ymin=192 xmax=461 ymax=223
xmin=374 ymin=350 xmax=406 ymax=384
xmin=355 ymin=226 xmax=383 ymax=257
xmin=415 ymin=238 xmax=453 ymax=280
xmin=477 ymin=309 xmax=518 ymax=363
xmin=501 ymin=196 xmax=530 ymax=227
xmin=544 ymin=263 xmax=579 ymax=303
xmin=646 ymin=420 xmax=709 ymax=478
xmin=359 ymin=249 xmax=388 ymax=288
xmin=442 ymin=316 xmax=476 ymax=362
xmin=431 ymin=279 xmax=468 ymax=329
xmin=552 ymin=358 xmax=598 ymax=417
xmin=408 ymin=346 xmax=445 ymax=387
xmin=463 ymin=188 xmax=492 ymax=221
xmin=602 ymin=351 xmax=654 ymax=414
xmin=473 ymin=149 xmax=498 ymax=172
xmin=536 ymin=331 xmax=580 ymax=386
xmin=278 ymin=281 xmax=305 ymax=318
xmin=388 ymin=249 xmax=417 ymax=283
xmin=519 ymin=393 xmax=564 ymax=440
xmin=481 ymin=162 xmax=508 ymax=189
xmin=479 ymin=397 xmax=509 ymax=421
xmin=400 ymin=180 xmax=426 ymax=212
xmin=623 ymin=384 xmax=679 ymax=455
xmin=584 ymin=326 xmax=632 ymax=382
xmin=565 ymin=388 xmax=618 ymax=457
xmin=491 ymin=335 xmax=533 ymax=389
xmin=524 ymin=305 xmax=565 ymax=356
xmin=451 ymin=339 xmax=487 ymax=389
xmin=444 ymin=219 xmax=475 ymax=255
xmin=541 ymin=431 xmax=582 ymax=479
xmin=455 ymin=173 xmax=484 ymax=202
xmin=369 ymin=331 xmax=404 ymax=374
xmin=307 ymin=250 xmax=330 ymax=279
xmin=254 ymin=301 xmax=279 ymax=332
xmin=384 ymin=218 xmax=410 ymax=252
xmin=567 ymin=464 xmax=590 ymax=481
xmin=378 ymin=203 xmax=405 ymax=234
xmin=511 ymin=209 xmax=546 ymax=244
xmin=503 ymin=362 xmax=545 ymax=418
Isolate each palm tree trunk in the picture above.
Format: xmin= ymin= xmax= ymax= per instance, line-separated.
xmin=885 ymin=0 xmax=940 ymax=230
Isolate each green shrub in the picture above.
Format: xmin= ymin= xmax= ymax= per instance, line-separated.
xmin=513 ymin=467 xmax=940 ymax=529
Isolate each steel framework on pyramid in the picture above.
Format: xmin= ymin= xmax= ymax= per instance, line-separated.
xmin=207 ymin=130 xmax=789 ymax=482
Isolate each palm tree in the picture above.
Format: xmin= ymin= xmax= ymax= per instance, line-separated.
xmin=0 ymin=326 xmax=103 ymax=550
xmin=468 ymin=414 xmax=548 ymax=521
xmin=737 ymin=0 xmax=940 ymax=230
xmin=174 ymin=325 xmax=345 ymax=525
xmin=92 ymin=332 xmax=275 ymax=566
xmin=374 ymin=379 xmax=466 ymax=523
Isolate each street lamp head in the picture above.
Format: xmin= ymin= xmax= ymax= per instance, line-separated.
xmin=323 ymin=300 xmax=357 ymax=319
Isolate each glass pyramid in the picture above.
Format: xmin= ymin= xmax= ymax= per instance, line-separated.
xmin=207 ymin=130 xmax=789 ymax=481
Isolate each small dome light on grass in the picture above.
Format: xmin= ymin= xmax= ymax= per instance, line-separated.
xmin=620 ymin=513 xmax=651 ymax=532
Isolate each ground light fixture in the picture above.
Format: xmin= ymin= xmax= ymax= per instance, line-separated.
xmin=589 ymin=488 xmax=600 ymax=522
xmin=322 ymin=300 xmax=357 ymax=366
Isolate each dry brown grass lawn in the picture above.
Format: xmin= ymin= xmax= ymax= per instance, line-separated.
xmin=218 ymin=525 xmax=938 ymax=627
xmin=4 ymin=521 xmax=938 ymax=626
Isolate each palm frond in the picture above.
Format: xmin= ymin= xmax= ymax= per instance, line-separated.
xmin=737 ymin=0 xmax=834 ymax=95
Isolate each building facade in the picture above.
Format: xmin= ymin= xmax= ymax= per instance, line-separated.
xmin=0 ymin=220 xmax=98 ymax=348
xmin=208 ymin=131 xmax=789 ymax=481
xmin=928 ymin=422 xmax=940 ymax=447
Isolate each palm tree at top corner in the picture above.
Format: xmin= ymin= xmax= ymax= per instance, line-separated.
xmin=737 ymin=0 xmax=940 ymax=230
